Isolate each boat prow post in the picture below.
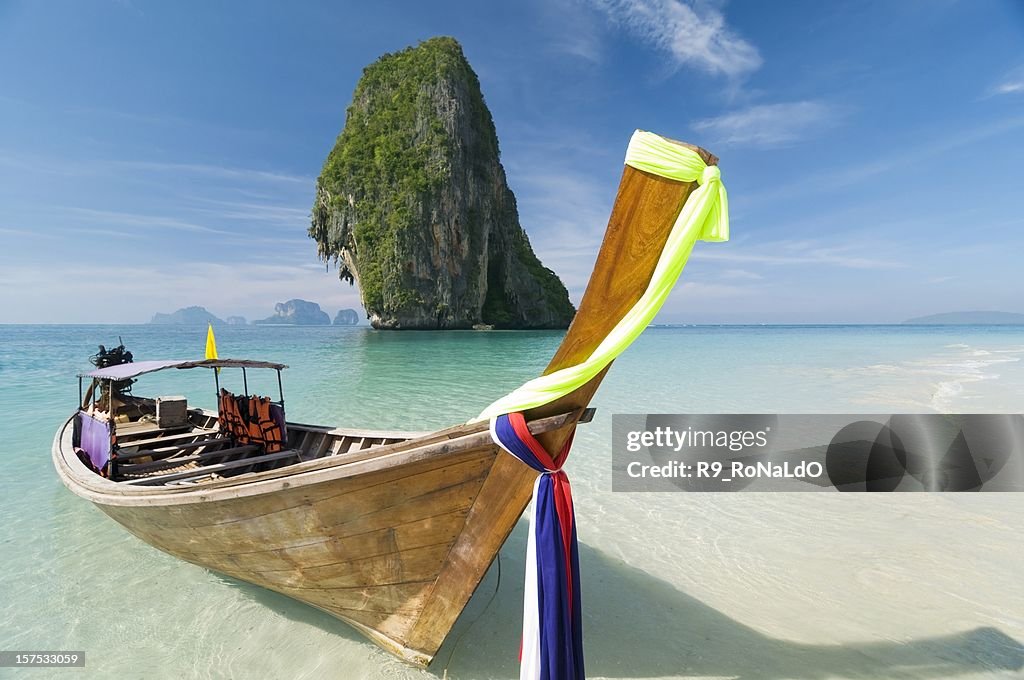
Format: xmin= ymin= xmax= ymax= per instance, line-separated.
xmin=403 ymin=131 xmax=719 ymax=663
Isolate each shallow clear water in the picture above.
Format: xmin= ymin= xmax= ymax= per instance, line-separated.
xmin=1 ymin=324 xmax=1022 ymax=679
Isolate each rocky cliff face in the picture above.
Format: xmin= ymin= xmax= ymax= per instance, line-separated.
xmin=254 ymin=299 xmax=331 ymax=325
xmin=309 ymin=37 xmax=575 ymax=330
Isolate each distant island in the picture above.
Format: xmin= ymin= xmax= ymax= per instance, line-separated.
xmin=150 ymin=306 xmax=224 ymax=326
xmin=148 ymin=302 xmax=362 ymax=326
xmin=254 ymin=299 xmax=331 ymax=326
xmin=334 ymin=308 xmax=359 ymax=326
xmin=904 ymin=311 xmax=1024 ymax=325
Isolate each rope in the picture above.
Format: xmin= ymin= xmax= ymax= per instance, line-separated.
xmin=441 ymin=552 xmax=503 ymax=679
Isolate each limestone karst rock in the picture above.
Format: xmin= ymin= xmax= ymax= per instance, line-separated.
xmin=310 ymin=37 xmax=575 ymax=329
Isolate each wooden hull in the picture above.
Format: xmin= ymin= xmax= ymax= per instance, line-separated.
xmin=52 ymin=409 xmax=582 ymax=666
xmin=104 ymin=449 xmax=490 ymax=663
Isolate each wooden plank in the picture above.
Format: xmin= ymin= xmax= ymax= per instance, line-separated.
xmin=115 ymin=422 xmax=192 ymax=440
xmin=257 ymin=542 xmax=451 ymax=590
xmin=147 ymin=453 xmax=491 ymax=547
xmin=288 ymin=430 xmax=307 ymax=452
xmin=146 ymin=436 xmax=231 ymax=453
xmin=117 ymin=428 xmax=217 ymax=450
xmin=118 ymin=444 xmax=261 ymax=474
xmin=310 ymin=433 xmax=332 ymax=459
xmin=116 ymin=437 xmax=231 ymax=462
xmin=300 ymin=433 xmax=320 ymax=455
xmin=164 ymin=474 xmax=220 ymax=486
xmin=287 ymin=422 xmax=425 ymax=439
xmin=185 ymin=507 xmax=469 ymax=566
xmin=293 ymin=580 xmax=432 ymax=619
xmin=290 ymin=581 xmax=434 ymax=640
xmin=123 ymin=448 xmax=298 ymax=485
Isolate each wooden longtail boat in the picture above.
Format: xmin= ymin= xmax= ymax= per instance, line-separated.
xmin=52 ymin=133 xmax=717 ymax=667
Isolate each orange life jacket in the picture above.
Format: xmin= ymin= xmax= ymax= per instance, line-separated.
xmin=219 ymin=390 xmax=285 ymax=453
xmin=247 ymin=395 xmax=285 ymax=453
xmin=218 ymin=389 xmax=249 ymax=445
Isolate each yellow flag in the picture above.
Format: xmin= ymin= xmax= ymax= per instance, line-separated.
xmin=205 ymin=323 xmax=218 ymax=361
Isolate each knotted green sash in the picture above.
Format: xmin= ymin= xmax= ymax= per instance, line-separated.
xmin=474 ymin=129 xmax=729 ymax=421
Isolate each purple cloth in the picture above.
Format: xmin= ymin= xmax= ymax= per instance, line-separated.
xmin=78 ymin=412 xmax=112 ymax=470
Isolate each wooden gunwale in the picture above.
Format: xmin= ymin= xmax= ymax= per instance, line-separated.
xmin=53 ymin=408 xmax=590 ymax=505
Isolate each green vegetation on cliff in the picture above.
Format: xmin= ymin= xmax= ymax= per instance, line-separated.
xmin=309 ymin=37 xmax=574 ymax=329
xmin=314 ymin=38 xmax=491 ymax=314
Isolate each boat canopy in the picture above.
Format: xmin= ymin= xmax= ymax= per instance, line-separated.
xmin=80 ymin=358 xmax=288 ymax=380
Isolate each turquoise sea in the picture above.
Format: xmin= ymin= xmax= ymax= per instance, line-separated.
xmin=2 ymin=324 xmax=1023 ymax=679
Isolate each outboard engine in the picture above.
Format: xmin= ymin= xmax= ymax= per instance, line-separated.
xmin=90 ymin=339 xmax=133 ymax=368
xmin=89 ymin=338 xmax=135 ymax=396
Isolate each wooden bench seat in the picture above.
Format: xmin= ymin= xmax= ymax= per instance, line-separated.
xmin=114 ymin=436 xmax=231 ymax=462
xmin=115 ymin=422 xmax=193 ymax=440
xmin=123 ymin=448 xmax=300 ymax=485
xmin=117 ymin=428 xmax=217 ymax=450
xmin=119 ymin=444 xmax=260 ymax=474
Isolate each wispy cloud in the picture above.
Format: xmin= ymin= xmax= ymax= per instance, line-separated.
xmin=0 ymin=148 xmax=313 ymax=187
xmin=719 ymin=268 xmax=763 ymax=281
xmin=113 ymin=160 xmax=313 ymax=185
xmin=987 ymin=65 xmax=1024 ymax=97
xmin=0 ymin=226 xmax=51 ymax=238
xmin=184 ymin=198 xmax=310 ymax=227
xmin=589 ymin=0 xmax=761 ymax=78
xmin=53 ymin=206 xmax=310 ymax=247
xmin=743 ymin=115 xmax=1024 ymax=205
xmin=543 ymin=0 xmax=604 ymax=63
xmin=2 ymin=223 xmax=148 ymax=240
xmin=693 ymin=239 xmax=906 ymax=270
xmin=557 ymin=32 xmax=603 ymax=64
xmin=64 ymin=207 xmax=236 ymax=236
xmin=675 ymin=280 xmax=752 ymax=298
xmin=693 ymin=101 xmax=837 ymax=147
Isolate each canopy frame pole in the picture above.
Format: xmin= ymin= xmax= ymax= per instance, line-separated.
xmin=213 ymin=366 xmax=221 ymax=413
xmin=242 ymin=367 xmax=248 ymax=396
xmin=107 ymin=378 xmax=118 ymax=480
xmin=276 ymin=369 xmax=284 ymax=408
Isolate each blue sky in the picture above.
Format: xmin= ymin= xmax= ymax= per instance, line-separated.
xmin=1 ymin=0 xmax=1022 ymax=323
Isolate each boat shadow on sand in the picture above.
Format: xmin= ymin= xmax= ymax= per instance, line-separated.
xmin=227 ymin=522 xmax=1024 ymax=680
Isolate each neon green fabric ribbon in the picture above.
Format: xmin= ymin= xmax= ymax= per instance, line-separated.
xmin=473 ymin=130 xmax=729 ymax=422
